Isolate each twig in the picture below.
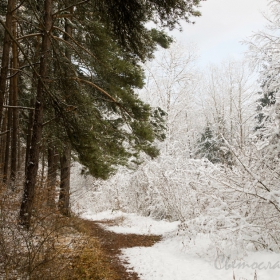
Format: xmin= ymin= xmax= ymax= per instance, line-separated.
xmin=53 ymin=0 xmax=90 ymax=16
xmin=3 ymin=105 xmax=34 ymax=110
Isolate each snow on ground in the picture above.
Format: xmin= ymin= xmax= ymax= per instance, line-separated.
xmin=81 ymin=210 xmax=125 ymax=222
xmin=81 ymin=210 xmax=179 ymax=235
xmin=121 ymin=237 xmax=280 ymax=280
xmin=82 ymin=210 xmax=280 ymax=280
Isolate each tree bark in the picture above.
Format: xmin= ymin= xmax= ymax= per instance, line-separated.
xmin=19 ymin=0 xmax=53 ymax=228
xmin=47 ymin=146 xmax=58 ymax=207
xmin=0 ymin=0 xmax=14 ymax=128
xmin=3 ymin=82 xmax=13 ymax=184
xmin=25 ymin=98 xmax=34 ymax=175
xmin=1 ymin=107 xmax=8 ymax=175
xmin=40 ymin=144 xmax=46 ymax=187
xmin=58 ymin=144 xmax=71 ymax=216
xmin=10 ymin=5 xmax=19 ymax=188
xmin=58 ymin=6 xmax=73 ymax=216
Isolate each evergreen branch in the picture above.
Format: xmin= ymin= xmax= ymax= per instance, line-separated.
xmin=52 ymin=28 xmax=97 ymax=61
xmin=25 ymin=0 xmax=45 ymax=30
xmin=53 ymin=0 xmax=90 ymax=16
xmin=72 ymin=77 xmax=117 ymax=103
xmin=7 ymin=64 xmax=40 ymax=80
xmin=42 ymin=106 xmax=77 ymax=127
xmin=0 ymin=19 xmax=41 ymax=81
xmin=72 ymin=77 xmax=132 ymax=118
xmin=52 ymin=32 xmax=117 ymax=77
xmin=0 ymin=19 xmax=58 ymax=107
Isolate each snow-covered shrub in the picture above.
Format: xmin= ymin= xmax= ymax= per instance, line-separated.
xmin=127 ymin=156 xmax=216 ymax=221
xmin=70 ymin=116 xmax=280 ymax=258
xmin=178 ymin=141 xmax=280 ymax=258
xmin=70 ymin=162 xmax=137 ymax=214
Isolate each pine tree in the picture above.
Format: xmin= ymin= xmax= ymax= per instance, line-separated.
xmin=0 ymin=0 xmax=202 ymax=227
xmin=195 ymin=124 xmax=233 ymax=165
xmin=255 ymin=76 xmax=277 ymax=132
xmin=19 ymin=0 xmax=53 ymax=227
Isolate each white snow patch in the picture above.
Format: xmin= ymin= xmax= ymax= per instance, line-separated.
xmin=121 ymin=236 xmax=280 ymax=280
xmin=82 ymin=211 xmax=280 ymax=280
xmin=81 ymin=210 xmax=179 ymax=235
xmin=80 ymin=210 xmax=125 ymax=221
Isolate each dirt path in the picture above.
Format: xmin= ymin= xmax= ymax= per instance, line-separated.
xmin=83 ymin=219 xmax=161 ymax=280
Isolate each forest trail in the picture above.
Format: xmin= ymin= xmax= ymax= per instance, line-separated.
xmin=78 ymin=212 xmax=279 ymax=280
xmin=83 ymin=219 xmax=161 ymax=280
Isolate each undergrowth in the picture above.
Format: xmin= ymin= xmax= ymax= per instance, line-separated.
xmin=0 ymin=183 xmax=117 ymax=280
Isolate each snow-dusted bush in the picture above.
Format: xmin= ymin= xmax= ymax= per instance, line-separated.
xmin=177 ymin=141 xmax=280 ymax=257
xmin=70 ymin=162 xmax=136 ymax=214
xmin=127 ymin=157 xmax=215 ymax=221
xmin=76 ymin=137 xmax=280 ymax=258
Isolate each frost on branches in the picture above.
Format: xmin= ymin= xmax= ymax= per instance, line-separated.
xmin=248 ymin=0 xmax=280 ymax=153
xmin=72 ymin=32 xmax=280 ymax=260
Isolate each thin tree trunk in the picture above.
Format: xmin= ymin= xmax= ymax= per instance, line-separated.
xmin=17 ymin=136 xmax=22 ymax=172
xmin=229 ymin=86 xmax=233 ymax=141
xmin=58 ymin=144 xmax=71 ymax=216
xmin=1 ymin=108 xmax=8 ymax=174
xmin=25 ymin=98 xmax=34 ymax=175
xmin=0 ymin=0 xmax=14 ymax=127
xmin=10 ymin=5 xmax=19 ymax=188
xmin=24 ymin=29 xmax=40 ymax=176
xmin=58 ymin=6 xmax=73 ymax=215
xmin=3 ymin=81 xmax=13 ymax=183
xmin=47 ymin=146 xmax=58 ymax=207
xmin=0 ymin=0 xmax=15 ymax=175
xmin=238 ymin=85 xmax=243 ymax=150
xmin=19 ymin=0 xmax=53 ymax=228
xmin=40 ymin=144 xmax=46 ymax=187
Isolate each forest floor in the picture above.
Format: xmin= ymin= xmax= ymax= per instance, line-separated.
xmin=83 ymin=218 xmax=161 ymax=280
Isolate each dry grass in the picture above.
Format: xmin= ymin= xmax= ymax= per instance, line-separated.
xmin=0 ymin=181 xmax=161 ymax=280
xmin=0 ymin=183 xmax=118 ymax=280
xmin=82 ymin=218 xmax=161 ymax=280
xmin=65 ymin=236 xmax=116 ymax=280
xmin=57 ymin=218 xmax=118 ymax=280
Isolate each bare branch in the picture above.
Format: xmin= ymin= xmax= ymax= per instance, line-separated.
xmin=53 ymin=0 xmax=90 ymax=16
xmin=17 ymin=33 xmax=42 ymax=41
xmin=11 ymin=0 xmax=26 ymax=13
xmin=0 ymin=130 xmax=10 ymax=136
xmin=3 ymin=105 xmax=34 ymax=110
xmin=222 ymin=135 xmax=271 ymax=193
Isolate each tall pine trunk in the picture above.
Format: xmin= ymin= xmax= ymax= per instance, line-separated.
xmin=58 ymin=7 xmax=73 ymax=216
xmin=25 ymin=99 xmax=34 ymax=172
xmin=58 ymin=144 xmax=71 ymax=216
xmin=19 ymin=0 xmax=53 ymax=228
xmin=3 ymin=81 xmax=13 ymax=183
xmin=0 ymin=0 xmax=14 ymax=128
xmin=47 ymin=146 xmax=58 ymax=207
xmin=10 ymin=5 xmax=19 ymax=188
xmin=1 ymin=107 xmax=8 ymax=175
xmin=0 ymin=0 xmax=14 ymax=170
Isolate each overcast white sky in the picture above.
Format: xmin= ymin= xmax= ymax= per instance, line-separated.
xmin=170 ymin=0 xmax=269 ymax=67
